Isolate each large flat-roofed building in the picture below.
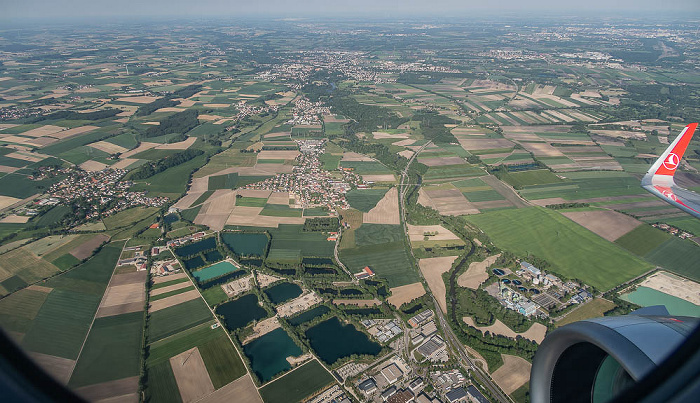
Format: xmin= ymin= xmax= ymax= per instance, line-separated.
xmin=466 ymin=385 xmax=489 ymax=403
xmin=408 ymin=309 xmax=434 ymax=328
xmin=445 ymin=387 xmax=468 ymax=403
xmin=382 ymin=386 xmax=398 ymax=401
xmin=381 ymin=363 xmax=403 ymax=384
xmin=359 ymin=378 xmax=378 ymax=394
xmin=387 ymin=389 xmax=415 ymax=403
xmin=417 ymin=335 xmax=445 ymax=358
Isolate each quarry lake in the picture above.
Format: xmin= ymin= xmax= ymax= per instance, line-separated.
xmin=216 ymin=294 xmax=267 ymax=330
xmin=305 ymin=316 xmax=381 ymax=365
xmin=265 ymin=282 xmax=303 ymax=304
xmin=244 ymin=328 xmax=302 ymax=382
xmin=620 ymin=286 xmax=700 ymax=317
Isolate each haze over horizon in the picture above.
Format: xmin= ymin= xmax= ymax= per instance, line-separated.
xmin=2 ymin=0 xmax=700 ymax=23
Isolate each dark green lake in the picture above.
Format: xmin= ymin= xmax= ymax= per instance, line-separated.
xmin=288 ymin=305 xmax=330 ymax=326
xmin=265 ymin=282 xmax=302 ymax=304
xmin=305 ymin=316 xmax=381 ymax=365
xmin=243 ymin=328 xmax=302 ymax=382
xmin=216 ymin=294 xmax=267 ymax=330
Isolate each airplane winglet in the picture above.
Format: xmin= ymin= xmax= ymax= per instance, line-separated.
xmin=648 ymin=122 xmax=697 ymax=177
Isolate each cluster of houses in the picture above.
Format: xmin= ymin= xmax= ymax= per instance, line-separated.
xmin=232 ymin=99 xmax=279 ymax=124
xmin=165 ymin=232 xmax=207 ymax=248
xmin=44 ymin=167 xmax=168 ymax=221
xmin=652 ymin=222 xmax=694 ymax=239
xmin=244 ymin=140 xmax=363 ymax=211
xmin=151 ymin=259 xmax=181 ymax=276
xmin=287 ymin=96 xmax=329 ymax=126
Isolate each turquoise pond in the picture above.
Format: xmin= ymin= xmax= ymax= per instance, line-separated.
xmin=192 ymin=261 xmax=236 ymax=282
xmin=620 ymin=286 xmax=700 ymax=317
xmin=243 ymin=328 xmax=302 ymax=382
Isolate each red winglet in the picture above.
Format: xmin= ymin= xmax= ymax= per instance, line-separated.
xmin=654 ymin=123 xmax=698 ymax=176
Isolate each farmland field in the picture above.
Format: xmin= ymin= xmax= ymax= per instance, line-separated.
xmin=131 ymin=153 xmax=209 ymax=197
xmin=145 ymin=361 xmax=182 ymax=403
xmin=644 ymin=238 xmax=700 ymax=282
xmin=197 ymin=333 xmax=247 ymax=388
xmin=340 ymin=224 xmax=418 ymax=288
xmin=556 ymin=298 xmax=617 ymax=327
xmin=148 ymin=298 xmax=213 ymax=342
xmin=269 ymin=225 xmax=335 ymax=257
xmin=466 ymin=207 xmax=653 ymax=291
xmin=260 ymin=204 xmax=303 ymax=217
xmin=21 ymin=289 xmax=101 ymax=359
xmin=614 ymin=224 xmax=671 ymax=256
xmin=68 ymin=311 xmax=144 ymax=387
xmin=345 ymin=188 xmax=389 ymax=212
xmin=103 ymin=207 xmax=159 ymax=230
xmin=501 ymin=169 xmax=562 ymax=188
xmin=236 ymin=197 xmax=268 ymax=207
xmin=258 ymin=360 xmax=335 ymax=403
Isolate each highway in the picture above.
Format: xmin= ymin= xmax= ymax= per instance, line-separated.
xmin=398 ymin=141 xmax=512 ymax=403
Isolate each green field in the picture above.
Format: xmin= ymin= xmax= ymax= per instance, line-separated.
xmin=345 ymin=188 xmax=389 ymax=212
xmin=42 ymin=241 xmax=124 ymax=295
xmin=339 ymin=225 xmax=417 ymax=287
xmin=145 ymin=361 xmax=182 ymax=403
xmin=0 ymin=247 xmax=61 ymax=285
xmin=501 ymin=169 xmax=562 ymax=188
xmin=148 ymin=298 xmax=213 ymax=342
xmin=466 ymin=207 xmax=653 ymax=291
xmin=339 ymin=160 xmax=393 ymax=174
xmin=424 ymin=164 xmax=483 ymax=180
xmin=146 ymin=321 xmax=246 ymax=390
xmin=556 ymin=298 xmax=617 ymax=327
xmin=131 ymin=153 xmax=209 ymax=197
xmin=319 ymin=153 xmax=341 ymax=170
xmin=198 ymin=335 xmax=247 ymax=388
xmin=614 ymin=225 xmax=671 ymax=256
xmin=236 ymin=196 xmax=268 ymax=207
xmin=201 ymin=286 xmax=228 ymax=306
xmin=269 ymin=225 xmax=335 ymax=257
xmin=267 ymin=248 xmax=302 ymax=264
xmin=103 ymin=207 xmax=159 ymax=230
xmin=208 ymin=173 xmax=240 ymax=190
xmin=0 ymin=289 xmax=49 ymax=333
xmin=644 ymin=238 xmax=700 ymax=282
xmin=259 ymin=360 xmax=335 ymax=403
xmin=518 ymin=172 xmax=646 ymax=201
xmin=192 ymin=190 xmax=214 ymax=206
xmin=69 ymin=311 xmax=144 ymax=388
xmin=0 ymin=172 xmax=63 ymax=198
xmin=21 ymin=289 xmax=102 ymax=359
xmin=260 ymin=204 xmax=303 ymax=217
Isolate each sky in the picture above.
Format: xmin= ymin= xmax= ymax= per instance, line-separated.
xmin=2 ymin=0 xmax=700 ymax=22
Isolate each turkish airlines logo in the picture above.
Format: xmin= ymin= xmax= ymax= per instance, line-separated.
xmin=663 ymin=153 xmax=680 ymax=171
xmin=661 ymin=188 xmax=678 ymax=202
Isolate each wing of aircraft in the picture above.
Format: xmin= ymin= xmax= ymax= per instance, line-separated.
xmin=641 ymin=123 xmax=700 ymax=218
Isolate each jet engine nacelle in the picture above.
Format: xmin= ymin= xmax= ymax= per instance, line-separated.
xmin=530 ymin=306 xmax=699 ymax=403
